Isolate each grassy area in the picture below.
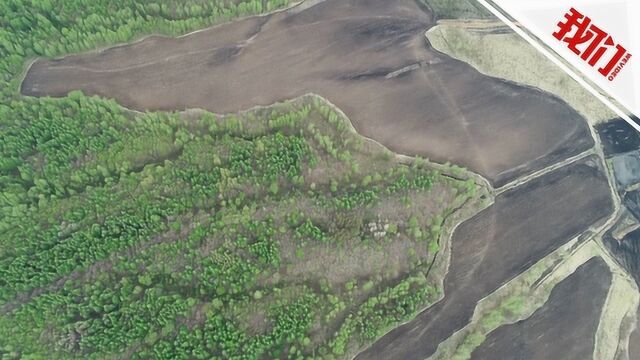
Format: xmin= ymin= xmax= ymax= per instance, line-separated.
xmin=430 ymin=238 xmax=603 ymax=360
xmin=426 ymin=21 xmax=616 ymax=124
xmin=422 ymin=0 xmax=491 ymax=20
xmin=593 ymin=244 xmax=640 ymax=360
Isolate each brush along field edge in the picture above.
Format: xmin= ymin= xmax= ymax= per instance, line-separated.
xmin=422 ymin=11 xmax=637 ymax=360
xmin=286 ymin=94 xmax=494 ymax=359
xmin=165 ymin=94 xmax=494 ymax=359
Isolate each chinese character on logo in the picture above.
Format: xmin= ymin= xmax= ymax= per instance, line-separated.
xmin=552 ymin=8 xmax=632 ymax=81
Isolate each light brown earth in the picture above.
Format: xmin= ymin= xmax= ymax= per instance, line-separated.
xmin=21 ymin=0 xmax=593 ymax=187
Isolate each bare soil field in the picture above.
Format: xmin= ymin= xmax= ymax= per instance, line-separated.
xmin=356 ymin=155 xmax=613 ymax=360
xmin=21 ymin=0 xmax=593 ymax=186
xmin=470 ymin=257 xmax=612 ymax=360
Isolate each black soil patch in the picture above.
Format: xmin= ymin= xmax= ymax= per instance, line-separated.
xmin=596 ymin=117 xmax=640 ymax=157
xmin=357 ymin=155 xmax=613 ymax=360
xmin=21 ymin=0 xmax=593 ymax=187
xmin=604 ymin=227 xmax=640 ymax=286
xmin=624 ymin=190 xmax=640 ymax=221
xmin=471 ymin=257 xmax=612 ymax=360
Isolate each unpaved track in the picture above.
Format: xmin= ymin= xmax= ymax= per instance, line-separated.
xmin=471 ymin=257 xmax=612 ymax=360
xmin=357 ymin=156 xmax=613 ymax=360
xmin=21 ymin=0 xmax=593 ymax=187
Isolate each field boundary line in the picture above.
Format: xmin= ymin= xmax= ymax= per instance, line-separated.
xmin=477 ymin=0 xmax=640 ymax=133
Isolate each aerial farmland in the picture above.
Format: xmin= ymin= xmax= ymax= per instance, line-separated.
xmin=1 ymin=0 xmax=638 ymax=359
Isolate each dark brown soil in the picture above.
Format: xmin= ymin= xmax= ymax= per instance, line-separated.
xmin=471 ymin=257 xmax=612 ymax=360
xmin=18 ymin=1 xmax=612 ymax=356
xmin=604 ymin=227 xmax=640 ymax=286
xmin=21 ymin=0 xmax=593 ymax=186
xmin=596 ymin=117 xmax=640 ymax=157
xmin=356 ymin=155 xmax=613 ymax=360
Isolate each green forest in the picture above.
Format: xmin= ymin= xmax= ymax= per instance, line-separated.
xmin=0 ymin=1 xmax=479 ymax=359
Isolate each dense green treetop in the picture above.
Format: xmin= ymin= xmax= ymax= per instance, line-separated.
xmin=0 ymin=1 xmax=479 ymax=358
